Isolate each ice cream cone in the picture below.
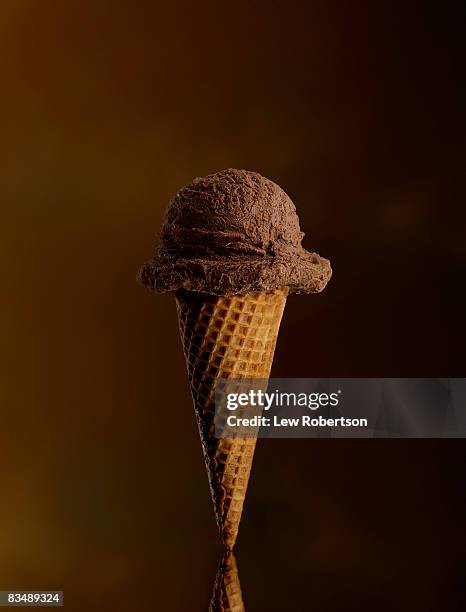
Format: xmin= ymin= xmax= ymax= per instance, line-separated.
xmin=138 ymin=168 xmax=331 ymax=549
xmin=176 ymin=287 xmax=288 ymax=548
xmin=209 ymin=552 xmax=245 ymax=612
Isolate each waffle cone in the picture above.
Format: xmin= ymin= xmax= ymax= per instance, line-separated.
xmin=209 ymin=552 xmax=244 ymax=612
xmin=176 ymin=288 xmax=287 ymax=548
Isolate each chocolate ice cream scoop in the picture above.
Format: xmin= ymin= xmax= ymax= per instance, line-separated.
xmin=138 ymin=168 xmax=331 ymax=295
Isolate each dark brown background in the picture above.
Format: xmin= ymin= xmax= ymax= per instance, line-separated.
xmin=1 ymin=1 xmax=465 ymax=610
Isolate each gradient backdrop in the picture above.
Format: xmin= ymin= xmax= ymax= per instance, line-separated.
xmin=1 ymin=1 xmax=465 ymax=610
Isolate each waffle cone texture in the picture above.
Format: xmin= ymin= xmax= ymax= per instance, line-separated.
xmin=176 ymin=288 xmax=287 ymax=548
xmin=209 ymin=552 xmax=244 ymax=612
